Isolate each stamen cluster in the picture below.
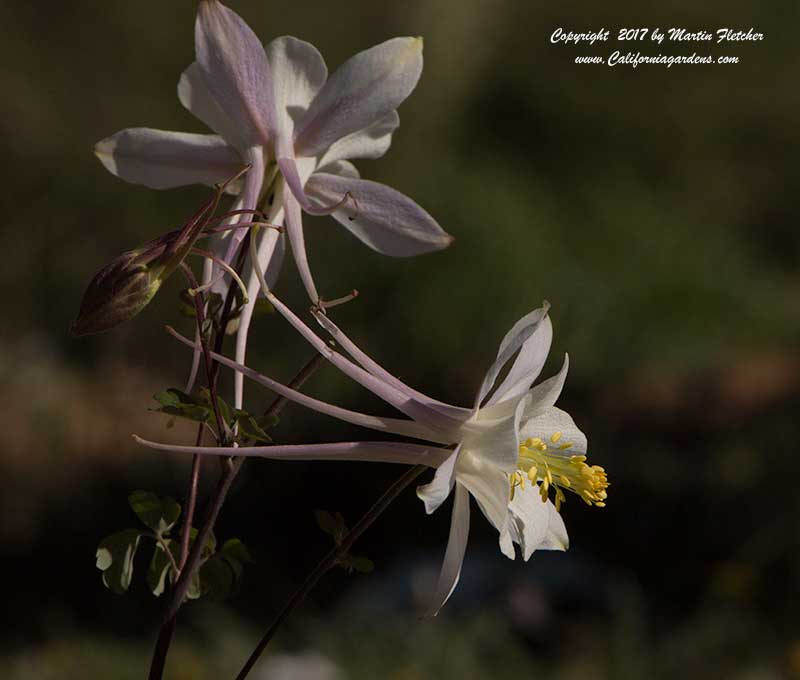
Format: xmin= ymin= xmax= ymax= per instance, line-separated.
xmin=512 ymin=433 xmax=609 ymax=511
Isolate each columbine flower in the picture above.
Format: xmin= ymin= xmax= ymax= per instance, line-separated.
xmin=95 ymin=0 xmax=453 ymax=412
xmin=94 ymin=0 xmax=452 ymax=304
xmin=136 ymin=291 xmax=607 ymax=616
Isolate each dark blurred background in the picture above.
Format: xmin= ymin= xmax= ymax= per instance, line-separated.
xmin=1 ymin=0 xmax=799 ymax=678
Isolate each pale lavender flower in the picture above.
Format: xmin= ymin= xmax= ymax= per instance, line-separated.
xmin=94 ymin=0 xmax=452 ymax=303
xmin=94 ymin=0 xmax=453 ymax=409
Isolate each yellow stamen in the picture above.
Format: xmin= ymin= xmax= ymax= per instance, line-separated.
xmin=513 ymin=434 xmax=609 ymax=512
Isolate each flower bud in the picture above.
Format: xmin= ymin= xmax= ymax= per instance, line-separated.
xmin=72 ymin=168 xmax=249 ymax=336
xmin=70 ymin=236 xmax=173 ymax=336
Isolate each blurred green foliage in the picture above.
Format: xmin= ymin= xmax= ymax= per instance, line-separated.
xmin=0 ymin=0 xmax=798 ymax=677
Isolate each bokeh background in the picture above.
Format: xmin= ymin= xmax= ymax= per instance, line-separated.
xmin=1 ymin=0 xmax=799 ymax=678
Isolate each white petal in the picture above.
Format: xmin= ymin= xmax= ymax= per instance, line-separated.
xmin=455 ymin=449 xmax=510 ymax=535
xmin=316 ymin=160 xmax=360 ymax=179
xmin=462 ymin=394 xmax=529 ymax=473
xmin=424 ymin=483 xmax=470 ymax=618
xmin=504 ymin=484 xmax=568 ymax=560
xmin=519 ymin=406 xmax=587 ymax=455
xmin=416 ymin=447 xmax=459 ymax=515
xmin=178 ymin=62 xmax=247 ymax=151
xmin=95 ymin=128 xmax=241 ymax=190
xmin=195 ymin=0 xmax=275 ymax=147
xmin=524 ymin=355 xmax=570 ymax=417
xmin=294 ymin=37 xmax=423 ymax=157
xmin=487 ymin=314 xmax=553 ymax=406
xmin=306 ymin=173 xmax=453 ymax=256
xmin=475 ymin=303 xmax=550 ymax=409
xmin=134 ymin=436 xmax=450 ymax=467
xmin=267 ymin=36 xmax=328 ymax=159
xmin=317 ymin=111 xmax=400 ymax=167
xmin=540 ymin=502 xmax=569 ymax=551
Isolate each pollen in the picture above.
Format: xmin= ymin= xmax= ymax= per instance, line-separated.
xmin=514 ymin=435 xmax=609 ymax=511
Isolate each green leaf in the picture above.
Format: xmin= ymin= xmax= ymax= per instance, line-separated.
xmin=220 ymin=538 xmax=254 ymax=564
xmin=339 ymin=554 xmax=375 ymax=574
xmin=147 ymin=539 xmax=178 ymax=597
xmin=96 ymin=529 xmax=142 ymax=594
xmin=188 ymin=527 xmax=217 ymax=558
xmin=233 ymin=410 xmax=272 ymax=444
xmin=199 ymin=389 xmax=234 ymax=440
xmin=128 ymin=490 xmax=181 ymax=535
xmin=315 ymin=510 xmax=347 ymax=546
xmin=199 ymin=556 xmax=235 ymax=601
xmin=151 ymin=388 xmax=211 ymax=424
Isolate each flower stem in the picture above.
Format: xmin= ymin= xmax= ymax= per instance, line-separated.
xmin=147 ymin=347 xmax=326 ymax=680
xmin=148 ymin=255 xmax=244 ymax=680
xmin=235 ymin=464 xmax=427 ymax=680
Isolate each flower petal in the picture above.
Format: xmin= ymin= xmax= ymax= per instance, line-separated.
xmin=317 ymin=110 xmax=400 ymax=167
xmin=474 ymin=304 xmax=551 ymax=409
xmin=455 ymin=449 xmax=510 ymax=537
xmin=423 ymin=483 xmax=470 ymax=618
xmin=133 ymin=436 xmax=450 ymax=467
xmin=519 ymin=406 xmax=587 ymax=455
xmin=195 ymin=0 xmax=276 ymax=147
xmin=523 ymin=354 xmax=570 ymax=417
xmin=487 ymin=313 xmax=553 ymax=406
xmin=306 ymin=173 xmax=453 ymax=256
xmin=94 ymin=128 xmax=241 ymax=190
xmin=316 ymin=159 xmax=360 ymax=179
xmin=178 ymin=61 xmax=247 ymax=151
xmin=462 ymin=393 xmax=529 ymax=472
xmin=294 ymin=37 xmax=423 ymax=157
xmin=503 ymin=484 xmax=568 ymax=560
xmin=417 ymin=447 xmax=459 ymax=515
xmin=267 ymin=35 xmax=328 ymax=159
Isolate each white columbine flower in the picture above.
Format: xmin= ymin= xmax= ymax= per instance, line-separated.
xmin=136 ymin=293 xmax=607 ymax=616
xmin=94 ymin=0 xmax=453 ymax=410
xmin=94 ymin=0 xmax=452 ymax=303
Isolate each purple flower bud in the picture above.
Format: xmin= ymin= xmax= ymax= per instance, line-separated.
xmin=71 ymin=194 xmax=218 ymax=336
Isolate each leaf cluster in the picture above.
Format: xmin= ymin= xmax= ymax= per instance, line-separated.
xmin=95 ymin=491 xmax=253 ymax=601
xmin=151 ymin=388 xmax=277 ymax=445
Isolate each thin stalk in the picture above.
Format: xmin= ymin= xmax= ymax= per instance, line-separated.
xmin=148 ymin=349 xmax=327 ymax=680
xmin=179 ymin=428 xmax=204 ymax=568
xmin=235 ymin=464 xmax=426 ymax=680
xmin=149 ymin=261 xmax=234 ymax=680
